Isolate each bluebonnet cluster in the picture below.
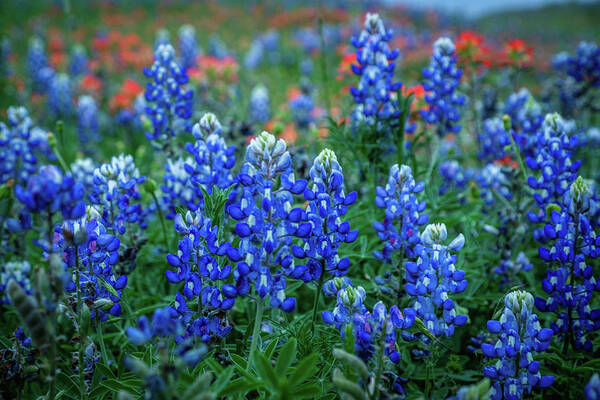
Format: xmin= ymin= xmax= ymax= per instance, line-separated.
xmin=27 ymin=37 xmax=54 ymax=93
xmin=526 ymin=113 xmax=581 ymax=238
xmin=208 ymin=34 xmax=229 ymax=59
xmin=228 ymin=131 xmax=309 ymax=312
xmin=244 ymin=30 xmax=280 ymax=70
xmin=48 ymin=73 xmax=73 ymax=118
xmin=249 ymin=85 xmax=271 ymax=124
xmin=76 ymin=95 xmax=100 ymax=146
xmin=0 ymin=106 xmax=52 ymax=186
xmin=290 ymin=149 xmax=357 ymax=282
xmin=478 ymin=164 xmax=512 ymax=206
xmin=182 ymin=113 xmax=236 ymax=211
xmin=126 ymin=306 xmax=206 ymax=368
xmin=69 ymin=44 xmax=88 ymax=77
xmin=178 ymin=25 xmax=199 ymax=71
xmin=161 ymin=156 xmax=195 ymax=220
xmin=482 ymin=290 xmax=554 ymax=400
xmin=373 ymin=164 xmax=428 ymax=264
xmin=90 ymin=154 xmax=148 ymax=235
xmin=477 ymin=117 xmax=510 ymax=162
xmin=0 ymin=261 xmax=32 ymax=305
xmin=421 ymin=37 xmax=465 ymax=137
xmin=534 ymin=177 xmax=600 ymax=351
xmin=143 ymin=44 xmax=194 ymax=144
xmin=565 ymin=41 xmax=600 ymax=88
xmin=504 ymin=89 xmax=543 ymax=158
xmin=439 ymin=160 xmax=471 ymax=195
xmin=322 ymin=282 xmax=415 ymax=363
xmin=70 ymin=158 xmax=97 ymax=195
xmin=166 ymin=210 xmax=241 ymax=341
xmin=61 ymin=212 xmax=126 ymax=321
xmin=16 ymin=165 xmax=86 ymax=221
xmin=349 ymin=13 xmax=401 ymax=128
xmin=587 ymin=374 xmax=600 ymax=400
xmin=405 ymin=223 xmax=468 ymax=337
xmin=289 ymin=78 xmax=315 ymax=128
xmin=494 ymin=252 xmax=533 ymax=289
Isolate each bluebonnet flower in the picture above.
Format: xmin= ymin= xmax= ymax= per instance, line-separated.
xmin=249 ymin=85 xmax=271 ymax=124
xmin=244 ymin=30 xmax=280 ymax=70
xmin=405 ymin=223 xmax=468 ymax=337
xmin=178 ymin=25 xmax=199 ymax=71
xmin=143 ymin=44 xmax=194 ymax=145
xmin=27 ymin=37 xmax=54 ymax=93
xmin=587 ymin=374 xmax=600 ymax=400
xmin=0 ymin=106 xmax=52 ymax=186
xmin=161 ymin=156 xmax=196 ymax=220
xmin=504 ymin=89 xmax=543 ymax=159
xmin=61 ymin=212 xmax=126 ymax=321
xmin=127 ymin=306 xmax=181 ymax=345
xmin=566 ymin=41 xmax=600 ymax=87
xmin=350 ymin=13 xmax=402 ymax=128
xmin=439 ymin=160 xmax=471 ymax=195
xmin=289 ymin=78 xmax=315 ymax=128
xmin=482 ymin=290 xmax=554 ymax=400
xmin=90 ymin=154 xmax=148 ymax=235
xmin=76 ymin=95 xmax=100 ymax=146
xmin=70 ymin=158 xmax=97 ymax=195
xmin=69 ymin=44 xmax=88 ymax=77
xmin=16 ymin=165 xmax=86 ymax=221
xmin=182 ymin=113 xmax=236 ymax=212
xmin=166 ymin=210 xmax=241 ymax=341
xmin=478 ymin=117 xmax=510 ymax=162
xmin=48 ymin=73 xmax=73 ymax=118
xmin=421 ymin=37 xmax=465 ymax=137
xmin=154 ymin=29 xmax=171 ymax=51
xmin=494 ymin=252 xmax=533 ymax=289
xmin=526 ymin=113 xmax=580 ymax=236
xmin=228 ymin=131 xmax=309 ymax=312
xmin=0 ymin=261 xmax=32 ymax=305
xmin=323 ymin=282 xmax=415 ymax=363
xmin=374 ymin=164 xmax=428 ymax=265
xmin=478 ymin=164 xmax=512 ymax=207
xmin=208 ymin=34 xmax=229 ymax=59
xmin=290 ymin=149 xmax=357 ymax=283
xmin=534 ymin=177 xmax=600 ymax=351
xmin=300 ymin=59 xmax=313 ymax=76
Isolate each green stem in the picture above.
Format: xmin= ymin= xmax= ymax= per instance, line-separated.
xmin=372 ymin=333 xmax=386 ymax=400
xmin=75 ymin=247 xmax=86 ymax=400
xmin=151 ymin=192 xmax=169 ymax=251
xmin=246 ymin=297 xmax=265 ymax=371
xmin=97 ymin=322 xmax=109 ymax=366
xmin=426 ymin=134 xmax=440 ymax=185
xmin=311 ymin=269 xmax=326 ymax=336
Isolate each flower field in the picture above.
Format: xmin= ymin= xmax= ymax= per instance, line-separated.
xmin=0 ymin=1 xmax=599 ymax=399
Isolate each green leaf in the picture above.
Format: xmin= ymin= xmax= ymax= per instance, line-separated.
xmin=264 ymin=337 xmax=278 ymax=360
xmin=289 ymin=353 xmax=318 ymax=387
xmin=213 ymin=366 xmax=235 ymax=395
xmin=55 ymin=372 xmax=81 ymax=398
xmin=220 ymin=378 xmax=263 ymax=397
xmin=253 ymin=350 xmax=279 ymax=389
xmin=291 ymin=382 xmax=322 ymax=398
xmin=275 ymin=338 xmax=297 ymax=375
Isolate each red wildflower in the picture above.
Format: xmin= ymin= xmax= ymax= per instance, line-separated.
xmin=502 ymin=39 xmax=533 ymax=68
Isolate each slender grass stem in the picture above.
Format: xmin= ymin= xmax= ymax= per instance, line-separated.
xmin=246 ymin=297 xmax=265 ymax=371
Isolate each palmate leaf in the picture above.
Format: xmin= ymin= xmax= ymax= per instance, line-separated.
xmin=252 ymin=350 xmax=279 ymax=389
xmin=275 ymin=338 xmax=297 ymax=375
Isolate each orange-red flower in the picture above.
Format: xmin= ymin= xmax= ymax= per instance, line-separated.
xmin=110 ymin=78 xmax=143 ymax=112
xmin=494 ymin=156 xmax=519 ymax=169
xmin=80 ymin=74 xmax=103 ymax=94
xmin=455 ymin=31 xmax=496 ymax=71
xmin=502 ymin=39 xmax=533 ymax=68
xmin=336 ymin=53 xmax=358 ymax=81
